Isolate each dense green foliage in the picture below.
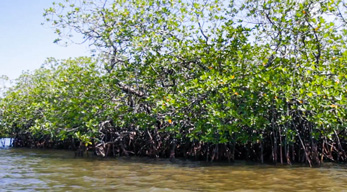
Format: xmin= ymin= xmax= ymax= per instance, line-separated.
xmin=1 ymin=0 xmax=347 ymax=165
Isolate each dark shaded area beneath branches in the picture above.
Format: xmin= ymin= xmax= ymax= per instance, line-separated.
xmin=10 ymin=121 xmax=347 ymax=167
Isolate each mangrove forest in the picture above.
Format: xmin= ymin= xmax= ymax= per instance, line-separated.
xmin=1 ymin=0 xmax=347 ymax=167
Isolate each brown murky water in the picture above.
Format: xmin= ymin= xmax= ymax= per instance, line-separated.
xmin=0 ymin=148 xmax=346 ymax=191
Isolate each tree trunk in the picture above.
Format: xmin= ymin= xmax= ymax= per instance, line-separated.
xmin=260 ymin=140 xmax=264 ymax=164
xmin=279 ymin=128 xmax=283 ymax=164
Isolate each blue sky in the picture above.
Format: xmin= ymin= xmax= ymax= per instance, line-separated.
xmin=0 ymin=0 xmax=89 ymax=80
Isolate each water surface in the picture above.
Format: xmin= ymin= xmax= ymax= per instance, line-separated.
xmin=0 ymin=147 xmax=346 ymax=191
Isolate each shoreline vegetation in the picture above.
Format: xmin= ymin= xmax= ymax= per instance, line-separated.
xmin=1 ymin=0 xmax=347 ymax=167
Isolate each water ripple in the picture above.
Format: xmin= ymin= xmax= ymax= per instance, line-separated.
xmin=0 ymin=148 xmax=346 ymax=191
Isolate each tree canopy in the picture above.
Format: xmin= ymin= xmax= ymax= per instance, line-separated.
xmin=1 ymin=0 xmax=347 ymax=166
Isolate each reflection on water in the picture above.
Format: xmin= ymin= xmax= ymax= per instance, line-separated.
xmin=0 ymin=148 xmax=346 ymax=191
